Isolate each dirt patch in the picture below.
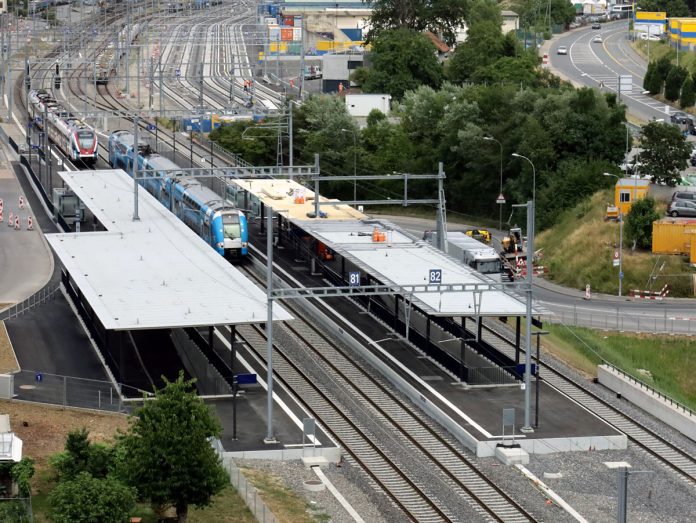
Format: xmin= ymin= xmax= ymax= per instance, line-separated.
xmin=0 ymin=399 xmax=129 ymax=470
xmin=0 ymin=321 xmax=20 ymax=374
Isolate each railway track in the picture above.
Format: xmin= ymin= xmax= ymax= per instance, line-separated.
xmin=234 ymin=264 xmax=537 ymax=522
xmin=481 ymin=320 xmax=696 ymax=483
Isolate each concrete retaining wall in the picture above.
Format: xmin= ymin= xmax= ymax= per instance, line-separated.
xmin=598 ymin=364 xmax=696 ymax=441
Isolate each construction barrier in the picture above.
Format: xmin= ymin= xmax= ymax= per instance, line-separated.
xmin=7 ymin=212 xmax=13 ymax=227
xmin=0 ymin=209 xmax=3 ymax=223
xmin=27 ymin=216 xmax=33 ymax=231
xmin=14 ymin=216 xmax=19 ymax=230
xmin=0 ymin=198 xmax=3 ymax=211
xmin=629 ymin=284 xmax=670 ymax=300
xmin=18 ymin=195 xmax=24 ymax=209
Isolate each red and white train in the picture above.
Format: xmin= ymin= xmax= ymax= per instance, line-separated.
xmin=27 ymin=89 xmax=98 ymax=164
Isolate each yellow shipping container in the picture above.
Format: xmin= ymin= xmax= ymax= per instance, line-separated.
xmin=651 ymin=218 xmax=696 ymax=254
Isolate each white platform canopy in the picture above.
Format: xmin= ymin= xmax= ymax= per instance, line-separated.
xmin=46 ymin=169 xmax=292 ymax=330
xmin=230 ymin=179 xmax=540 ymax=317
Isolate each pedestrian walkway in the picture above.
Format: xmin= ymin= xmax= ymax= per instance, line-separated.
xmin=0 ymin=133 xmax=54 ymax=306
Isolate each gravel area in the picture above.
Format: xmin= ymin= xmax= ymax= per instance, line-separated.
xmin=233 ymin=458 xmax=399 ymax=523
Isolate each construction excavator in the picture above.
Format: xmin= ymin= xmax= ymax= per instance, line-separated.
xmin=501 ymin=227 xmax=524 ymax=258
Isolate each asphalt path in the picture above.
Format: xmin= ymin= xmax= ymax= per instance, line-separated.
xmin=376 ymin=214 xmax=696 ymax=335
xmin=549 ymin=20 xmax=674 ymax=122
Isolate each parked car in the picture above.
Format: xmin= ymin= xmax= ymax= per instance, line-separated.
xmin=593 ymin=35 xmax=603 ymax=43
xmin=667 ymin=200 xmax=696 ymax=217
xmin=557 ymin=45 xmax=568 ymax=55
xmin=672 ymin=191 xmax=696 ymax=202
xmin=592 ymin=23 xmax=602 ymax=29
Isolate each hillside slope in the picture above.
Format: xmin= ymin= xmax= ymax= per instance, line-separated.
xmin=536 ymin=190 xmax=695 ymax=297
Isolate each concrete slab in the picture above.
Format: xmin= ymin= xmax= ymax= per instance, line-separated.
xmin=495 ymin=446 xmax=529 ymax=465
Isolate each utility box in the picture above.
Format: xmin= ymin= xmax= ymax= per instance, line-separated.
xmin=345 ymin=94 xmax=391 ymax=117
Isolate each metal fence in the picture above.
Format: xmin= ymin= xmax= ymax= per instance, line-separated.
xmin=547 ymin=304 xmax=696 ymax=335
xmin=11 ymin=370 xmax=146 ymax=414
xmin=0 ymin=284 xmax=61 ymax=322
xmin=0 ymin=496 xmax=32 ymax=522
xmin=214 ymin=441 xmax=279 ymax=523
xmin=602 ymin=363 xmax=696 ymax=418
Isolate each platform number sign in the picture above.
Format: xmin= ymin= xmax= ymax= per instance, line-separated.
xmin=348 ymin=271 xmax=361 ymax=286
xmin=429 ymin=269 xmax=442 ymax=284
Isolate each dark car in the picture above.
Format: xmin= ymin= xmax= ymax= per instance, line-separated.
xmin=667 ymin=200 xmax=696 ymax=217
xmin=672 ymin=191 xmax=696 ymax=202
xmin=670 ymin=111 xmax=689 ymax=124
xmin=592 ymin=23 xmax=602 ymax=29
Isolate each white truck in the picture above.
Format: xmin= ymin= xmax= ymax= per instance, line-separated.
xmin=423 ymin=231 xmax=505 ymax=281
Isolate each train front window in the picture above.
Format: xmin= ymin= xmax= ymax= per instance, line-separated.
xmin=223 ymin=215 xmax=240 ymax=239
xmin=476 ymin=260 xmax=501 ymax=274
xmin=78 ymin=132 xmax=95 ymax=149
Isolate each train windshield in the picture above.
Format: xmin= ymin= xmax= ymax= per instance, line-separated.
xmin=475 ymin=259 xmax=501 ymax=274
xmin=222 ymin=214 xmax=241 ymax=239
xmin=78 ymin=132 xmax=95 ymax=149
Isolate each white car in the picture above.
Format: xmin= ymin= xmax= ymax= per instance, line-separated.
xmin=557 ymin=46 xmax=568 ymax=55
xmin=593 ymin=35 xmax=603 ymax=43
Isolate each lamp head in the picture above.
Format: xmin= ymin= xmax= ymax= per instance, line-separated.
xmin=512 ymin=153 xmax=521 ymax=158
xmin=483 ymin=136 xmax=493 ymax=141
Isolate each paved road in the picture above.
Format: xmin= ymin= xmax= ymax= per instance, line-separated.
xmin=378 ymin=214 xmax=696 ymax=335
xmin=0 ymin=143 xmax=53 ymax=305
xmin=548 ymin=20 xmax=673 ymax=122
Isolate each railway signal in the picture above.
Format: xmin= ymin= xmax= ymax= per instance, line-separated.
xmin=54 ymin=64 xmax=61 ymax=90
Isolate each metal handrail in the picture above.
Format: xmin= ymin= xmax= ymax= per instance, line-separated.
xmin=0 ymin=284 xmax=61 ymax=321
xmin=603 ymin=362 xmax=695 ymax=417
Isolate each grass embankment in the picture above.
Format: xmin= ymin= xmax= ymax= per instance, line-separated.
xmin=3 ymin=400 xmax=311 ymax=522
xmin=633 ymin=39 xmax=696 ymax=71
xmin=541 ymin=324 xmax=696 ymax=410
xmin=536 ymin=189 xmax=695 ymax=296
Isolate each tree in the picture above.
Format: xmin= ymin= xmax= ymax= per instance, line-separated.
xmin=50 ymin=428 xmax=115 ymax=481
xmin=626 ymin=197 xmax=660 ymax=249
xmin=48 ymin=472 xmax=136 ymax=523
xmin=366 ymin=0 xmax=470 ymax=45
xmin=446 ymin=20 xmax=504 ymax=84
xmin=637 ymin=121 xmax=691 ymax=186
xmin=362 ymin=29 xmax=442 ymax=99
xmin=680 ymin=73 xmax=695 ymax=108
xmin=655 ymin=56 xmax=673 ymax=83
xmin=665 ymin=66 xmax=688 ymax=102
xmin=208 ymin=121 xmax=278 ymax=166
xmin=116 ymin=373 xmax=228 ymax=522
xmin=643 ymin=61 xmax=662 ymax=95
xmin=638 ymin=0 xmax=689 ymax=17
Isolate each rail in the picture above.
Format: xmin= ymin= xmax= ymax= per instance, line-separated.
xmin=0 ymin=284 xmax=61 ymax=321
xmin=602 ymin=361 xmax=696 ymax=418
xmin=213 ymin=441 xmax=279 ymax=523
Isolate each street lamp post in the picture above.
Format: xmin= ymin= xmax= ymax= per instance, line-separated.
xmin=511 ymin=152 xmax=535 ymax=433
xmin=340 ymin=128 xmax=357 ymax=203
xmin=604 ymin=173 xmax=623 ymax=297
xmin=484 ymin=136 xmax=503 ymax=231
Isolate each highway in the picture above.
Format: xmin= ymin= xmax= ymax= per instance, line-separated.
xmin=550 ymin=20 xmax=674 ymax=122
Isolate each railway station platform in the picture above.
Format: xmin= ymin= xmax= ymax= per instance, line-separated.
xmin=235 ymin=179 xmax=627 ymax=457
xmin=251 ymin=228 xmax=626 ymax=456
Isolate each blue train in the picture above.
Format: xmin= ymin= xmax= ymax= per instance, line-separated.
xmin=108 ymin=130 xmax=248 ymax=258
